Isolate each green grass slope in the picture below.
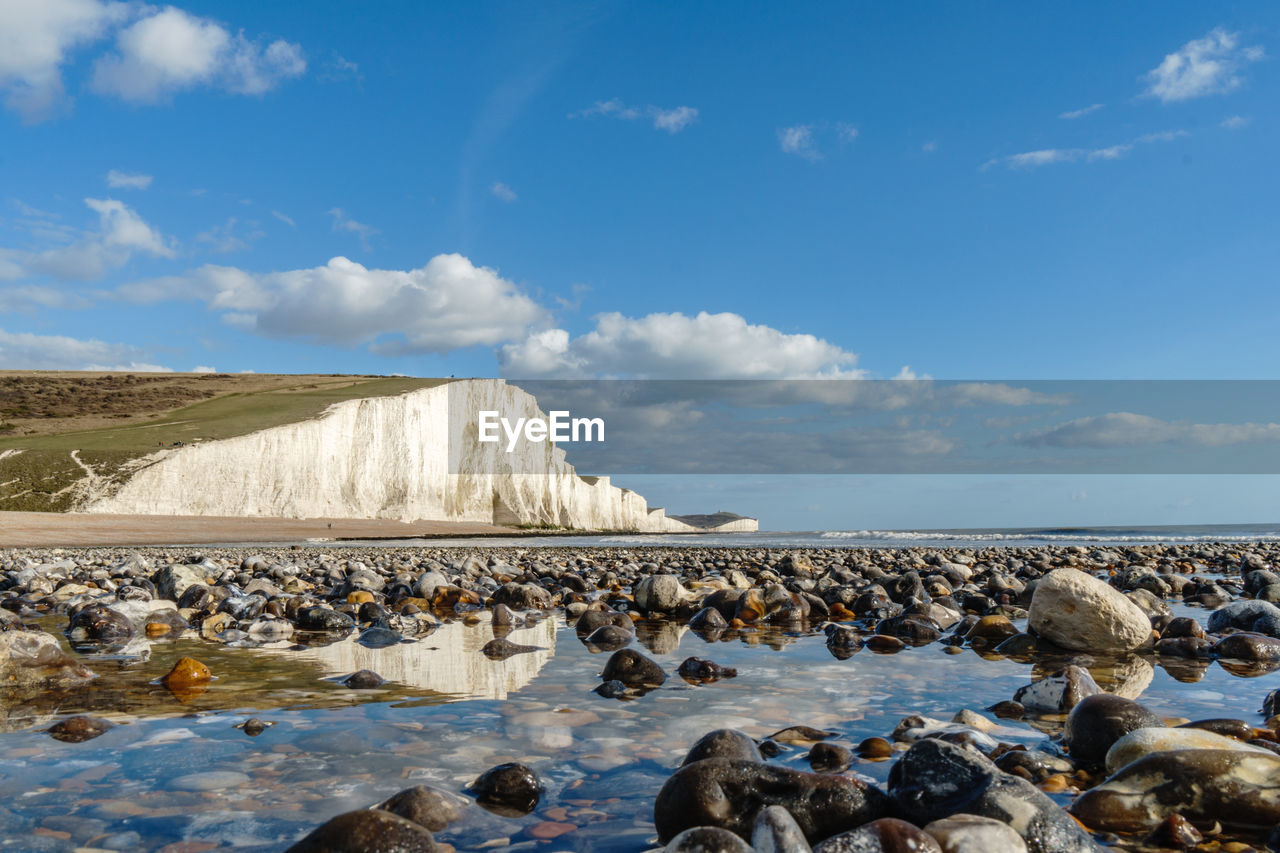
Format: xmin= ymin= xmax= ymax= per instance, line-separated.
xmin=0 ymin=374 xmax=449 ymax=512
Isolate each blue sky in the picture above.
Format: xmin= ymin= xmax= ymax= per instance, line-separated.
xmin=2 ymin=2 xmax=1278 ymax=528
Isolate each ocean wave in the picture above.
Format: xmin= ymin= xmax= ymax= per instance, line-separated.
xmin=818 ymin=529 xmax=1280 ymax=544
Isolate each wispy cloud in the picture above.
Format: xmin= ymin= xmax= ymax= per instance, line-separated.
xmin=921 ymin=141 xmax=937 ymax=153
xmin=570 ymin=99 xmax=699 ymax=134
xmin=1013 ymin=412 xmax=1280 ymax=448
xmin=1137 ymin=129 xmax=1189 ymax=144
xmin=1087 ymin=144 xmax=1131 ymax=161
xmin=985 ymin=128 xmax=1189 ymax=170
xmin=320 ymin=53 xmax=361 ymax=84
xmin=196 ymin=217 xmax=263 ymax=254
xmin=1221 ymin=115 xmax=1251 ymax=130
xmin=271 ymin=210 xmax=295 ymax=227
xmin=328 ymin=207 xmax=377 ymax=251
xmin=0 ymin=328 xmax=168 ymax=371
xmin=778 ymin=125 xmax=819 ymax=160
xmin=491 ymin=182 xmax=518 ymax=203
xmin=778 ymin=121 xmax=859 ymax=161
xmin=106 ymin=169 xmax=152 ymax=189
xmin=1059 ymin=103 xmax=1103 ymax=120
xmin=0 ymin=196 xmax=176 ymax=281
xmin=1143 ymin=28 xmax=1264 ymax=102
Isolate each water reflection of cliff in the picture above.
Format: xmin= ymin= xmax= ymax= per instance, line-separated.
xmin=284 ymin=616 xmax=558 ymax=700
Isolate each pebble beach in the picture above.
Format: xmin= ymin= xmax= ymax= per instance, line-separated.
xmin=1 ymin=540 xmax=1279 ymax=852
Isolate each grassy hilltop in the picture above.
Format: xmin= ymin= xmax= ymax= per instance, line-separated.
xmin=0 ymin=372 xmax=448 ymax=512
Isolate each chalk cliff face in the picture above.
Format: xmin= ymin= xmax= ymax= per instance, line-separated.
xmin=83 ymin=379 xmax=756 ymax=533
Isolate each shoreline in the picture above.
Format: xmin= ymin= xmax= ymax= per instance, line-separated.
xmin=0 ymin=511 xmax=762 ymax=548
xmin=0 ymin=511 xmax=520 ymax=548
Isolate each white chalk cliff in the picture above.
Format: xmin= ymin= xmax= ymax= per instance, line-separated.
xmin=82 ymin=379 xmax=757 ymax=533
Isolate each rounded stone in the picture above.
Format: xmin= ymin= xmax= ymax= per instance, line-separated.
xmin=635 ymin=574 xmax=687 ymax=613
xmin=162 ymin=656 xmax=211 ymax=688
xmin=923 ymin=814 xmax=1028 ymax=853
xmin=1012 ymin=665 xmax=1100 ymax=713
xmin=377 ymin=786 xmax=464 ymax=832
xmin=1070 ymin=749 xmax=1280 ymax=833
xmin=601 ymin=648 xmax=666 ymax=686
xmin=654 ymin=758 xmax=890 ymax=844
xmin=1063 ymin=694 xmax=1163 ymax=768
xmin=1104 ymin=725 xmax=1276 ymax=773
xmin=48 ymin=715 xmax=112 ymax=743
xmin=664 ymin=827 xmax=754 ymax=853
xmin=682 ymin=729 xmax=763 ymax=766
xmin=285 ymin=808 xmax=436 ymax=853
xmin=1027 ymin=568 xmax=1151 ymax=653
xmin=814 ymin=817 xmax=942 ymax=853
xmin=469 ymin=762 xmax=543 ymax=816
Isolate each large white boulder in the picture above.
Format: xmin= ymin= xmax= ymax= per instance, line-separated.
xmin=1028 ymin=568 xmax=1151 ymax=653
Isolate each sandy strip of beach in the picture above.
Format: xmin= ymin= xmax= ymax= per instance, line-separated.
xmin=0 ymin=511 xmax=517 ymax=548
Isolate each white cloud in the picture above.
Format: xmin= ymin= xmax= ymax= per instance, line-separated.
xmin=1143 ymin=28 xmax=1264 ymax=102
xmin=993 ymin=148 xmax=1083 ymax=169
xmin=271 ymin=209 xmax=295 ymax=226
xmin=0 ymin=327 xmax=167 ymax=370
xmin=321 ymin=53 xmax=361 ymax=83
xmin=0 ymin=0 xmax=127 ymax=122
xmin=499 ymin=311 xmax=864 ymax=379
xmin=1137 ymin=129 xmax=1189 ymax=144
xmin=987 ymin=129 xmax=1189 ymax=170
xmin=1013 ymin=412 xmax=1280 ymax=448
xmin=0 ymin=285 xmax=86 ymax=312
xmin=196 ymin=217 xmax=262 ymax=253
xmin=1088 ymin=144 xmax=1131 ymax=161
xmin=10 ymin=197 xmax=176 ymax=281
xmin=106 ymin=169 xmax=152 ymax=189
xmin=778 ymin=125 xmax=819 ymax=160
xmin=651 ymin=105 xmax=698 ymax=133
xmin=84 ymin=197 xmax=174 ymax=256
xmin=921 ymin=141 xmax=937 ymax=153
xmin=121 ymin=254 xmax=550 ymax=355
xmin=779 ymin=122 xmax=859 ymax=160
xmin=570 ymin=99 xmax=699 ymax=133
xmin=1059 ymin=103 xmax=1103 ymax=120
xmin=1221 ymin=115 xmax=1251 ymax=130
xmin=191 ymin=365 xmax=216 ymax=373
xmin=328 ymin=207 xmax=377 ymax=250
xmin=91 ymin=6 xmax=304 ymax=103
xmin=491 ymin=182 xmax=518 ymax=203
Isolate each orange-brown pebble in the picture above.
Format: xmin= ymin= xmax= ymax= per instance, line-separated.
xmin=145 ymin=622 xmax=172 ymax=637
xmin=829 ymin=603 xmax=856 ymax=621
xmin=528 ymin=822 xmax=575 ymax=840
xmin=856 ymin=736 xmax=894 ymax=759
xmin=864 ymin=634 xmax=905 ymax=653
xmin=1038 ymin=773 xmax=1070 ymax=793
xmin=543 ymin=807 xmax=569 ymax=821
xmin=347 ymin=591 xmax=374 ymax=605
xmin=163 ymin=657 xmax=211 ymax=688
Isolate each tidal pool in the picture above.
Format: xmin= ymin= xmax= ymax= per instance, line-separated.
xmin=0 ymin=603 xmax=1275 ymax=851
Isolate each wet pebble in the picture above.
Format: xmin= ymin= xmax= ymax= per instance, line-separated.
xmin=469 ymin=762 xmax=543 ymax=816
xmin=47 ymin=715 xmax=112 ymax=743
xmin=342 ymin=669 xmax=386 ymax=689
